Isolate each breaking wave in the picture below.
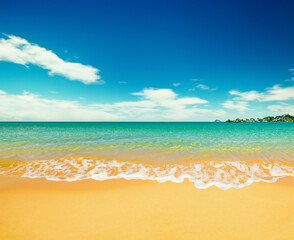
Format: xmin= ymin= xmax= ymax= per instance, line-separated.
xmin=1 ymin=155 xmax=293 ymax=190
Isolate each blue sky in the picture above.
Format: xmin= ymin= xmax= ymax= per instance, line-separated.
xmin=0 ymin=0 xmax=294 ymax=121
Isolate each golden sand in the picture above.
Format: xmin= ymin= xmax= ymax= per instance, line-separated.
xmin=0 ymin=176 xmax=293 ymax=240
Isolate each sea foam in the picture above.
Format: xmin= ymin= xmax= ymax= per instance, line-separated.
xmin=0 ymin=156 xmax=293 ymax=190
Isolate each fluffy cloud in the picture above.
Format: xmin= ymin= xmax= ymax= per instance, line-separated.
xmin=132 ymin=88 xmax=209 ymax=119
xmin=0 ymin=88 xmax=224 ymax=121
xmin=133 ymin=88 xmax=207 ymax=105
xmin=223 ymin=84 xmax=294 ymax=114
xmin=229 ymin=90 xmax=261 ymax=101
xmin=222 ymin=100 xmax=249 ymax=112
xmin=0 ymin=34 xmax=102 ymax=84
xmin=229 ymin=85 xmax=294 ymax=102
xmin=172 ymin=83 xmax=181 ymax=87
xmin=0 ymin=91 xmax=117 ymax=121
xmin=267 ymin=103 xmax=294 ymax=115
xmin=262 ymin=85 xmax=294 ymax=101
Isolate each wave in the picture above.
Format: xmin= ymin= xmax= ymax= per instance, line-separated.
xmin=0 ymin=155 xmax=293 ymax=190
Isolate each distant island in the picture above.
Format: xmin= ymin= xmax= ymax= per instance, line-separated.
xmin=216 ymin=114 xmax=294 ymax=122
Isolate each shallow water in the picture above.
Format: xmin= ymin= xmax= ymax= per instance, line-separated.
xmin=0 ymin=122 xmax=293 ymax=189
xmin=0 ymin=122 xmax=294 ymax=161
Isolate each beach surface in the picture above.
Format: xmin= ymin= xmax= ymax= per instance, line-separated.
xmin=0 ymin=176 xmax=293 ymax=240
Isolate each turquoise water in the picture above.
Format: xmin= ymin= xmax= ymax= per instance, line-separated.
xmin=0 ymin=122 xmax=294 ymax=163
xmin=1 ymin=122 xmax=294 ymax=189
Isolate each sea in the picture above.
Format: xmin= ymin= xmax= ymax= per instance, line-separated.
xmin=0 ymin=122 xmax=293 ymax=189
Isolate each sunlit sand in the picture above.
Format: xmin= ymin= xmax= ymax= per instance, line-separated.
xmin=0 ymin=175 xmax=293 ymax=240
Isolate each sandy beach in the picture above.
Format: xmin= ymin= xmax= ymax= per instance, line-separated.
xmin=2 ymin=0 xmax=294 ymax=239
xmin=0 ymin=176 xmax=293 ymax=240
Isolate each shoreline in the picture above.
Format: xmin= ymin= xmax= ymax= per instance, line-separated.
xmin=0 ymin=176 xmax=293 ymax=240
xmin=1 ymin=157 xmax=293 ymax=190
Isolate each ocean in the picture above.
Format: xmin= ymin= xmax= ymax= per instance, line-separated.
xmin=0 ymin=122 xmax=294 ymax=189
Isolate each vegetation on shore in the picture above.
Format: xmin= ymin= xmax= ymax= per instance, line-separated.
xmin=222 ymin=114 xmax=294 ymax=122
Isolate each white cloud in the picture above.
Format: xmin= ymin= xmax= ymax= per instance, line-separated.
xmin=173 ymin=83 xmax=181 ymax=87
xmin=222 ymin=100 xmax=249 ymax=112
xmin=133 ymin=88 xmax=207 ymax=105
xmin=229 ymin=85 xmax=294 ymax=102
xmin=133 ymin=88 xmax=177 ymax=101
xmin=229 ymin=90 xmax=262 ymax=101
xmin=213 ymin=109 xmax=227 ymax=116
xmin=285 ymin=77 xmax=294 ymax=82
xmin=224 ymin=84 xmax=294 ymax=114
xmin=189 ymin=83 xmax=216 ymax=91
xmin=196 ymin=84 xmax=210 ymax=90
xmin=131 ymin=88 xmax=210 ymax=119
xmin=0 ymin=91 xmax=118 ymax=121
xmin=267 ymin=103 xmax=294 ymax=115
xmin=284 ymin=68 xmax=294 ymax=82
xmin=262 ymin=85 xmax=294 ymax=101
xmin=0 ymin=34 xmax=102 ymax=84
xmin=0 ymin=88 xmax=224 ymax=121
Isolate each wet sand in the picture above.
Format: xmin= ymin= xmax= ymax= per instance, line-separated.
xmin=0 ymin=176 xmax=293 ymax=240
